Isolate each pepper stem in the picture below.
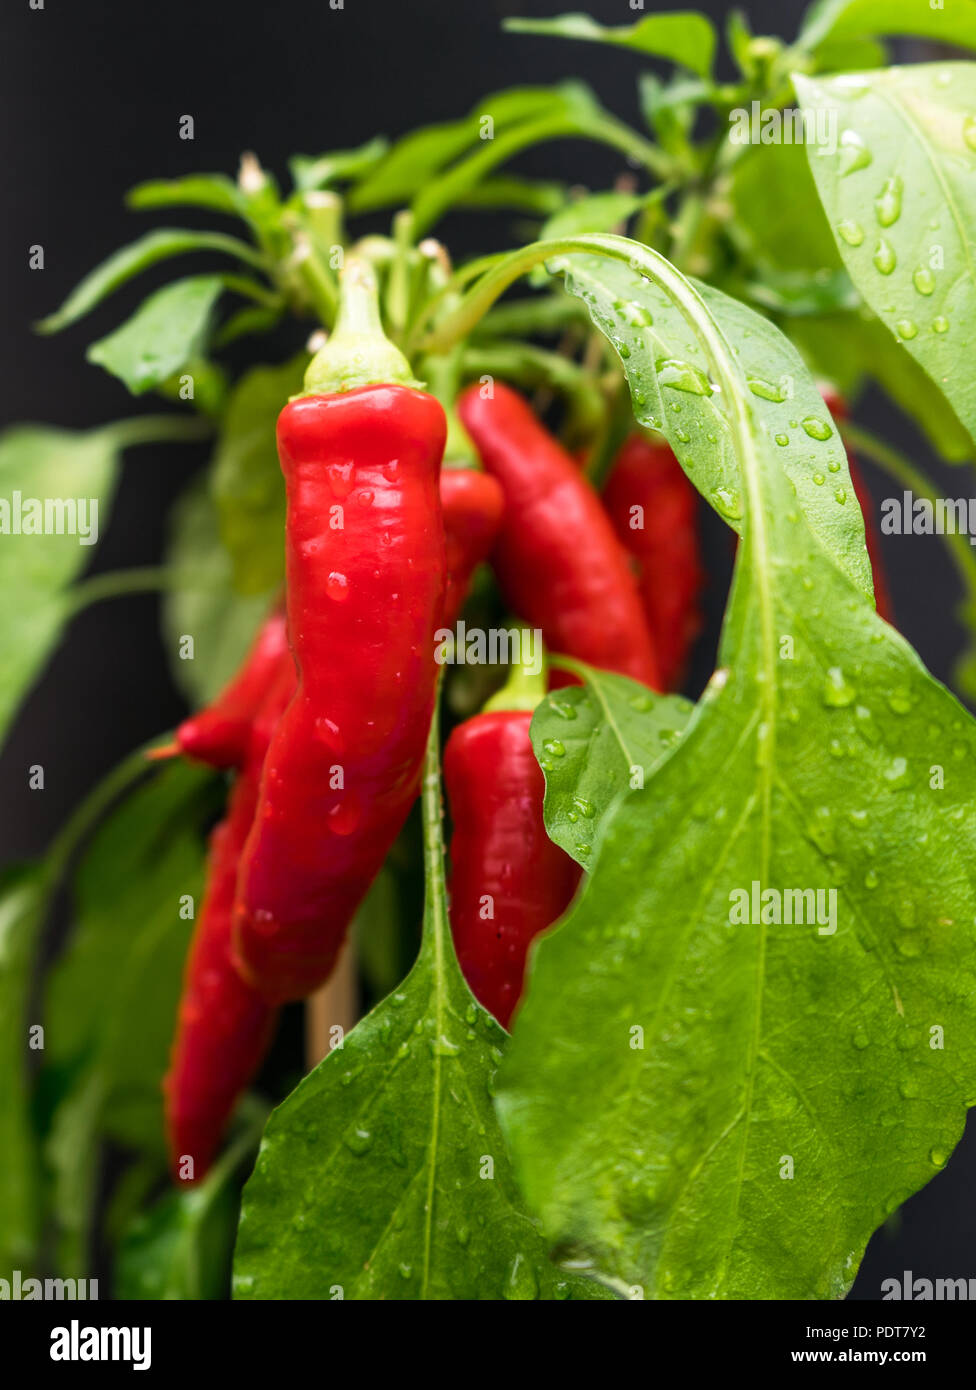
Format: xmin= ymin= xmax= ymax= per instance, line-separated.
xmin=483 ymin=626 xmax=548 ymax=713
xmin=302 ymin=256 xmax=421 ymax=396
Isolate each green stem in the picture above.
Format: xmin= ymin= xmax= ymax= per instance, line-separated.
xmin=303 ymin=256 xmax=419 ymax=395
xmin=293 ymin=238 xmax=338 ymax=325
xmin=220 ymin=274 xmax=286 ymax=310
xmin=483 ymin=627 xmax=548 ymax=712
xmin=68 ymin=566 xmax=180 ymax=614
xmin=101 ymin=415 xmax=212 ymax=450
xmin=461 ymin=342 xmax=606 ymax=440
xmin=386 ymin=210 xmax=416 ymax=339
xmin=46 ymin=740 xmax=165 ymax=881
xmin=841 ymin=422 xmax=976 ymax=609
xmin=420 ymin=681 xmax=448 ymax=953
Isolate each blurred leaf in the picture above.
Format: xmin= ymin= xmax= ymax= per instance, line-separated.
xmin=0 ymin=866 xmax=45 ymax=1270
xmin=541 ymin=190 xmax=643 ymax=241
xmin=457 ymin=175 xmax=566 ymax=215
xmin=810 ymin=35 xmax=888 ymax=70
xmin=162 ymin=477 xmax=274 ymax=707
xmin=126 ymin=174 xmax=247 ymax=218
xmin=0 ymin=425 xmax=122 ymax=749
xmin=211 ymin=355 xmax=305 ymax=596
xmin=348 ymin=86 xmax=586 ymax=213
xmin=87 ymin=276 xmax=225 ymax=395
xmin=37 ymin=229 xmax=266 ymax=334
xmin=743 ymin=267 xmax=860 ymax=316
xmin=45 ymin=761 xmax=215 ymax=1164
xmin=797 ymin=0 xmax=976 ymax=51
xmin=213 ymin=304 xmax=285 ymax=348
xmin=507 ymin=12 xmax=717 ymax=78
xmin=115 ymin=1113 xmax=263 ymax=1299
xmin=288 ymin=137 xmax=390 ymax=193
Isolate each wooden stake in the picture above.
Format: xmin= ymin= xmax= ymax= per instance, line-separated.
xmin=304 ymin=938 xmax=358 ymax=1070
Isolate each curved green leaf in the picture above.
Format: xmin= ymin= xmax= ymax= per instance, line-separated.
xmin=795 ymin=64 xmax=976 ymax=450
xmin=126 ymin=174 xmax=246 ymax=218
xmin=87 ymin=276 xmax=224 ymax=395
xmin=496 ymin=244 xmax=976 ymax=1299
xmin=507 ymin=12 xmax=717 ymax=79
xmin=531 ymin=674 xmax=692 ymax=867
xmin=37 ymin=229 xmax=267 ymax=334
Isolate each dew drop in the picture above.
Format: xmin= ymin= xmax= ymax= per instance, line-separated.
xmin=872 ymin=238 xmax=896 ymax=275
xmin=801 ymin=417 xmax=833 ymax=440
xmin=874 ymin=176 xmax=902 ymax=227
xmin=656 ymin=358 xmax=711 ymax=395
xmin=963 ymin=115 xmax=976 ymax=152
xmin=710 ymin=486 xmax=742 ymax=520
xmin=912 ymin=266 xmax=935 ymax=296
xmin=933 ymin=316 xmax=950 ymax=334
xmin=838 ymin=129 xmax=872 ymax=176
xmin=837 ymin=219 xmax=864 ymax=247
xmin=747 ymin=376 xmax=787 ymax=403
xmin=823 ymin=666 xmax=856 ymax=707
xmin=896 ymin=319 xmax=918 ymax=340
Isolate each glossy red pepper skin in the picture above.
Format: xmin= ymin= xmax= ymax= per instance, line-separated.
xmin=444 ymin=709 xmax=581 ymax=1029
xmin=164 ymin=661 xmax=295 ymax=1181
xmin=821 ymin=390 xmax=894 ymax=623
xmin=602 ymin=434 xmax=704 ymax=691
xmin=234 ymin=385 xmax=447 ymax=1004
xmin=458 ymin=383 xmax=661 ymax=690
xmin=176 ymin=608 xmax=289 ymax=769
xmin=439 ymin=468 xmax=505 ymax=628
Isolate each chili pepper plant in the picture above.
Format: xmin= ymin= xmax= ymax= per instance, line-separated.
xmin=4 ymin=2 xmax=976 ymax=1301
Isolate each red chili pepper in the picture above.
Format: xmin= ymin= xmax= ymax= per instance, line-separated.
xmin=174 ymin=607 xmax=289 ymax=769
xmin=233 ymin=260 xmax=447 ymax=1004
xmin=821 ymin=389 xmax=894 ymax=623
xmin=458 ymin=382 xmax=661 ymax=689
xmin=444 ymin=707 xmax=580 ymax=1028
xmin=164 ymin=660 xmax=295 ymax=1181
xmin=439 ymin=467 xmax=505 ymax=628
xmin=602 ymin=433 xmax=704 ymax=691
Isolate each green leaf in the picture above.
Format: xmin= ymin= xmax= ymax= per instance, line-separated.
xmin=507 ymin=12 xmax=717 ymax=78
xmin=211 ymin=355 xmax=305 ymax=596
xmin=87 ymin=276 xmax=225 ymax=395
xmin=115 ymin=1114 xmax=262 ymax=1299
xmin=348 ymin=86 xmax=593 ymax=213
xmin=288 ymin=137 xmax=390 ymax=194
xmin=0 ymin=425 xmax=121 ymax=749
xmin=495 ymin=241 xmax=976 ymax=1298
xmin=729 ymin=138 xmax=844 ymax=275
xmin=797 ymin=0 xmax=976 ymax=52
xmin=795 ymin=65 xmax=976 ymax=450
xmin=162 ymin=476 xmax=274 ymax=707
xmin=45 ymin=761 xmax=215 ymax=1164
xmin=126 ymin=174 xmax=246 ymax=218
xmin=457 ymin=175 xmax=566 ymax=215
xmin=791 ymin=310 xmax=974 ymax=462
xmin=408 ymin=85 xmax=625 ymax=237
xmin=0 ymin=867 xmax=45 ymax=1269
xmin=37 ymin=229 xmax=267 ymax=334
xmin=548 ymin=251 xmax=874 ymax=600
xmin=531 ymin=675 xmax=693 ymax=868
xmin=234 ymin=716 xmax=612 ymax=1301
xmin=541 ymin=191 xmax=644 ymax=241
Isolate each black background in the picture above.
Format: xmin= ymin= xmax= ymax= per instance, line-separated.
xmin=1 ymin=0 xmax=973 ymax=1301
